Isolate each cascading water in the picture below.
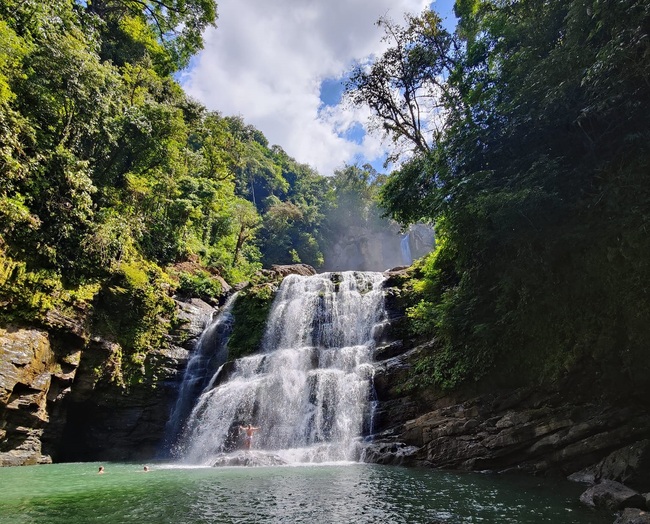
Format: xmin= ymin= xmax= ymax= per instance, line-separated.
xmin=401 ymin=234 xmax=413 ymax=266
xmin=163 ymin=294 xmax=238 ymax=454
xmin=177 ymin=271 xmax=386 ymax=465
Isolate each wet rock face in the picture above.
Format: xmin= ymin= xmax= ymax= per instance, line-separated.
xmin=53 ymin=294 xmax=220 ymax=462
xmin=0 ymin=293 xmax=208 ymax=466
xmin=371 ymin=369 xmax=650 ymax=480
xmin=0 ymin=327 xmax=78 ymax=466
xmin=55 ymin=338 xmax=190 ymax=463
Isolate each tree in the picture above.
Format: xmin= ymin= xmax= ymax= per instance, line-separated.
xmin=230 ymin=199 xmax=260 ymax=266
xmin=83 ymin=0 xmax=218 ymax=71
xmin=345 ymin=11 xmax=457 ymax=162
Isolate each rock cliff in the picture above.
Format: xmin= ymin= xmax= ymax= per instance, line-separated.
xmin=0 ymin=297 xmax=212 ymax=465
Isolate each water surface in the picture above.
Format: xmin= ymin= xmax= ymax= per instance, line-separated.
xmin=0 ymin=462 xmax=612 ymax=523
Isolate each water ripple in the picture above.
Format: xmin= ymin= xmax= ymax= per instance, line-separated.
xmin=0 ymin=463 xmax=612 ymax=524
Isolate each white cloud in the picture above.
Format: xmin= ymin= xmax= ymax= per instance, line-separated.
xmin=180 ymin=0 xmax=431 ymax=176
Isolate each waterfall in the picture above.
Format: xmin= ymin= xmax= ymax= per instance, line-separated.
xmin=178 ymin=271 xmax=386 ymax=465
xmin=401 ymin=234 xmax=413 ymax=266
xmin=163 ymin=294 xmax=238 ymax=454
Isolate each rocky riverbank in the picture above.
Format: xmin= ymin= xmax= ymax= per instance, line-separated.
xmin=365 ymin=269 xmax=650 ymax=523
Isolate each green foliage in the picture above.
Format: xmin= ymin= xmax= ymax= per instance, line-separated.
xmin=0 ymin=244 xmax=101 ymax=326
xmin=353 ymin=0 xmax=650 ymax=392
xmin=0 ymin=0 xmax=320 ymax=390
xmin=84 ymin=0 xmax=218 ymax=73
xmin=92 ymin=258 xmax=175 ymax=384
xmin=227 ymin=283 xmax=276 ymax=359
xmin=177 ymin=270 xmax=221 ymax=302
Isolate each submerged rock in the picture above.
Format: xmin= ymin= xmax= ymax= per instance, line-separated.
xmin=614 ymin=508 xmax=650 ymax=524
xmin=211 ymin=450 xmax=289 ymax=467
xmin=361 ymin=440 xmax=419 ymax=466
xmin=579 ymin=479 xmax=646 ymax=511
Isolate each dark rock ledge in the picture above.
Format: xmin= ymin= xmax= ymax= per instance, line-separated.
xmin=366 ymin=330 xmax=650 ymax=524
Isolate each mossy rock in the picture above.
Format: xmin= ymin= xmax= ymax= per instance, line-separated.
xmin=227 ymin=283 xmax=278 ymax=359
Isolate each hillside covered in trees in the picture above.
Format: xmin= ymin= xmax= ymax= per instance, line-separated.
xmin=0 ymin=0 xmax=402 ymax=383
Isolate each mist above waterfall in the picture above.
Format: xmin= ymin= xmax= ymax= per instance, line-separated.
xmin=322 ymin=216 xmax=435 ymax=271
xmin=319 ymin=165 xmax=434 ymax=271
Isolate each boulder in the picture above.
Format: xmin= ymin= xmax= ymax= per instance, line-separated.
xmin=579 ymin=480 xmax=646 ymax=511
xmin=214 ymin=275 xmax=232 ymax=295
xmin=570 ymin=440 xmax=650 ymax=492
xmin=43 ymin=307 xmax=89 ymax=342
xmin=268 ymin=264 xmax=317 ymax=277
xmin=361 ymin=440 xmax=420 ymax=465
xmin=614 ymin=508 xmax=650 ymax=524
xmin=173 ymin=298 xmax=215 ymax=343
xmin=374 ymin=340 xmax=406 ymax=361
xmin=211 ymin=450 xmax=288 ymax=467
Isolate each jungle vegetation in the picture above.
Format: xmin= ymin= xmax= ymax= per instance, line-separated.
xmin=0 ymin=0 xmax=388 ymax=381
xmin=3 ymin=0 xmax=648 ymax=396
xmin=347 ymin=0 xmax=650 ymax=392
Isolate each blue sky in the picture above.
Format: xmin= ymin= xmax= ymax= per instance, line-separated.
xmin=181 ymin=0 xmax=457 ymax=177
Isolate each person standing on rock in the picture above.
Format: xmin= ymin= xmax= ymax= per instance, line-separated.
xmin=239 ymin=424 xmax=260 ymax=450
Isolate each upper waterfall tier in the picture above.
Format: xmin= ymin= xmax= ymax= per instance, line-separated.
xmin=261 ymin=272 xmax=386 ymax=351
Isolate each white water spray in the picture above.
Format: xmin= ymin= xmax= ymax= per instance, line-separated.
xmin=163 ymin=294 xmax=238 ymax=452
xmin=178 ymin=271 xmax=386 ymax=465
xmin=401 ymin=234 xmax=413 ymax=266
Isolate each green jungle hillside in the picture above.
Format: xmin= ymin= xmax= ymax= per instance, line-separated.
xmin=1 ymin=0 xmax=649 ymax=398
xmin=0 ymin=0 xmax=393 ymax=383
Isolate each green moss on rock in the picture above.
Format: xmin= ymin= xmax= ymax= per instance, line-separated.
xmin=227 ymin=283 xmax=277 ymax=360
